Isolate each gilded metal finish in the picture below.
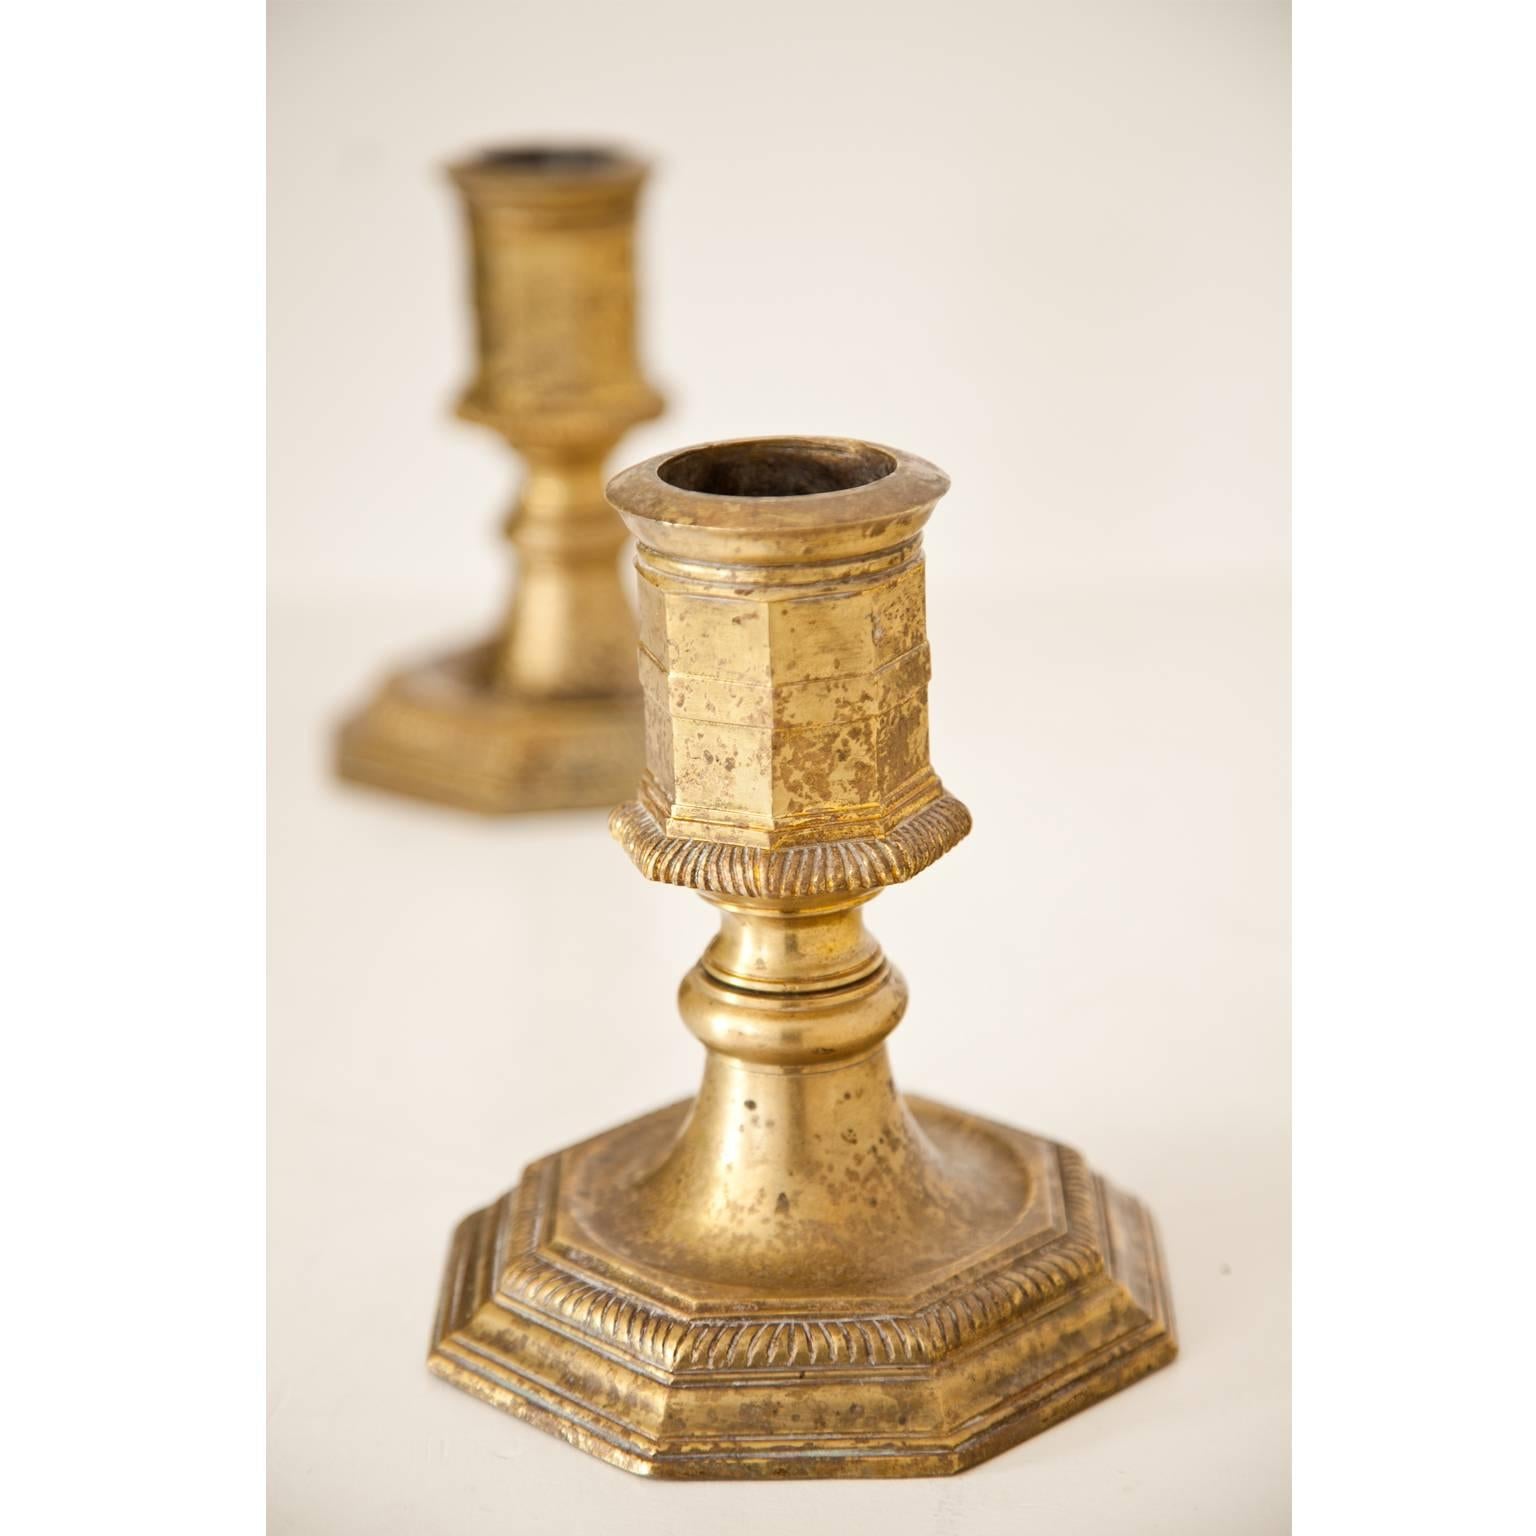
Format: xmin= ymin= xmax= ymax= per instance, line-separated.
xmin=337 ymin=146 xmax=663 ymax=813
xmin=429 ymin=439 xmax=1177 ymax=1475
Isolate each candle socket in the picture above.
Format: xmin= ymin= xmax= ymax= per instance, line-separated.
xmin=337 ymin=146 xmax=664 ymax=814
xmin=428 ymin=439 xmax=1176 ymax=1476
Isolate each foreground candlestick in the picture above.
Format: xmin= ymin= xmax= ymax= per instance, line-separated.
xmin=428 ymin=438 xmax=1176 ymax=1476
xmin=337 ymin=145 xmax=664 ymax=813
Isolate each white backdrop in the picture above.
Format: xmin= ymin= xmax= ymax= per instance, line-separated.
xmin=269 ymin=2 xmax=1289 ymax=1531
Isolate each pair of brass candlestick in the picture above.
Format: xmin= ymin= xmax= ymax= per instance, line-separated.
xmin=339 ymin=147 xmax=1175 ymax=1479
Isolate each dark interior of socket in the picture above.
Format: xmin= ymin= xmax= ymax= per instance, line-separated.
xmin=659 ymin=441 xmax=897 ymax=498
xmin=478 ymin=147 xmax=622 ymax=173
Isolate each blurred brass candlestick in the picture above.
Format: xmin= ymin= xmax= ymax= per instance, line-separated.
xmin=338 ymin=145 xmax=664 ymax=813
xmin=429 ymin=439 xmax=1176 ymax=1477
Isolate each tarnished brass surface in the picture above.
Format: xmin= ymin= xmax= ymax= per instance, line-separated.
xmin=337 ymin=145 xmax=663 ymax=813
xmin=429 ymin=439 xmax=1176 ymax=1475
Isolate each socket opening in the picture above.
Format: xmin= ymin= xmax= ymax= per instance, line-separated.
xmin=658 ymin=440 xmax=897 ymax=499
xmin=476 ymin=146 xmax=626 ymax=174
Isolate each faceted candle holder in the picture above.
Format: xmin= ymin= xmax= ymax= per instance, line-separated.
xmin=337 ymin=144 xmax=664 ymax=814
xmin=428 ymin=438 xmax=1176 ymax=1475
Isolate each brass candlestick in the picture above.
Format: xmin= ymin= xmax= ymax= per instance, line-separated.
xmin=338 ymin=146 xmax=664 ymax=814
xmin=429 ymin=438 xmax=1176 ymax=1477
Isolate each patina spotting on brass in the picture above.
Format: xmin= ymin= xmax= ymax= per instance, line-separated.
xmin=336 ymin=145 xmax=664 ymax=814
xmin=428 ymin=439 xmax=1177 ymax=1476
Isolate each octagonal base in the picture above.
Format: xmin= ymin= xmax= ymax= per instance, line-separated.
xmin=336 ymin=642 xmax=643 ymax=815
xmin=428 ymin=1097 xmax=1175 ymax=1478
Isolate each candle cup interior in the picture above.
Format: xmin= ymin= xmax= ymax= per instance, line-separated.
xmin=658 ymin=439 xmax=897 ymax=499
xmin=475 ymin=146 xmax=627 ymax=174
